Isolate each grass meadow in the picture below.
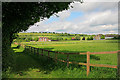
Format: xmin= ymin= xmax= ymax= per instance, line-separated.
xmin=8 ymin=40 xmax=119 ymax=78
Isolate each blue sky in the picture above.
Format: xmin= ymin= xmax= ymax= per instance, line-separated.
xmin=26 ymin=2 xmax=118 ymax=34
xmin=44 ymin=11 xmax=84 ymax=24
xmin=65 ymin=11 xmax=84 ymax=21
xmin=44 ymin=16 xmax=59 ymax=24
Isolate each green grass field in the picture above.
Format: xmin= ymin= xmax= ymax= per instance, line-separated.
xmin=8 ymin=40 xmax=119 ymax=78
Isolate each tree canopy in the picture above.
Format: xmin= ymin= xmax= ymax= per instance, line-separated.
xmin=2 ymin=2 xmax=72 ymax=45
xmin=2 ymin=2 xmax=73 ymax=71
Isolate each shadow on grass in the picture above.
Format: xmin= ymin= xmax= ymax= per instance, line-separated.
xmin=11 ymin=46 xmax=100 ymax=76
xmin=51 ymin=50 xmax=100 ymax=63
xmin=11 ymin=47 xmax=57 ymax=76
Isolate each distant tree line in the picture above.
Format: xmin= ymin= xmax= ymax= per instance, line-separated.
xmin=113 ymin=35 xmax=120 ymax=39
xmin=16 ymin=33 xmax=120 ymax=43
xmin=20 ymin=32 xmax=92 ymax=37
xmin=14 ymin=35 xmax=95 ymax=42
xmin=14 ymin=37 xmax=39 ymax=42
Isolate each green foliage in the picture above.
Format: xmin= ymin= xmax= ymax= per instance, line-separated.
xmin=50 ymin=37 xmax=58 ymax=41
xmin=67 ymin=38 xmax=71 ymax=40
xmin=87 ymin=36 xmax=93 ymax=40
xmin=2 ymin=46 xmax=15 ymax=72
xmin=25 ymin=37 xmax=33 ymax=42
xmin=48 ymin=37 xmax=70 ymax=41
xmin=65 ymin=38 xmax=67 ymax=40
xmin=33 ymin=37 xmax=39 ymax=42
xmin=57 ymin=37 xmax=63 ymax=41
xmin=101 ymin=35 xmax=105 ymax=39
xmin=75 ymin=35 xmax=80 ymax=40
xmin=2 ymin=2 xmax=71 ymax=71
xmin=53 ymin=32 xmax=56 ymax=34
xmin=82 ymin=37 xmax=85 ymax=40
xmin=87 ymin=37 xmax=90 ymax=40
xmin=113 ymin=35 xmax=120 ymax=39
xmin=90 ymin=36 xmax=93 ymax=40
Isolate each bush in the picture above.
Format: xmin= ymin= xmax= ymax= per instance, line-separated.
xmin=15 ymin=37 xmax=25 ymax=42
xmin=67 ymin=38 xmax=71 ymax=40
xmin=87 ymin=37 xmax=90 ymax=40
xmin=82 ymin=37 xmax=85 ymax=40
xmin=57 ymin=37 xmax=63 ymax=41
xmin=53 ymin=32 xmax=55 ymax=34
xmin=16 ymin=45 xmax=20 ymax=48
xmin=34 ymin=37 xmax=39 ymax=41
xmin=51 ymin=37 xmax=58 ymax=41
xmin=101 ymin=35 xmax=105 ymax=39
xmin=25 ymin=37 xmax=33 ymax=42
xmin=89 ymin=36 xmax=93 ymax=40
xmin=48 ymin=37 xmax=52 ymax=40
xmin=75 ymin=35 xmax=80 ymax=40
xmin=65 ymin=38 xmax=67 ymax=40
xmin=113 ymin=35 xmax=120 ymax=39
xmin=87 ymin=36 xmax=93 ymax=40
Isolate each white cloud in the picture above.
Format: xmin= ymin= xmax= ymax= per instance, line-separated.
xmin=69 ymin=2 xmax=118 ymax=13
xmin=84 ymin=10 xmax=117 ymax=26
xmin=84 ymin=0 xmax=120 ymax=2
xmin=56 ymin=10 xmax=71 ymax=20
xmin=26 ymin=2 xmax=118 ymax=34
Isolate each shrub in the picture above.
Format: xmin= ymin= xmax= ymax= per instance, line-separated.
xmin=90 ymin=36 xmax=93 ymax=40
xmin=61 ymin=38 xmax=63 ymax=40
xmin=67 ymin=38 xmax=71 ymax=40
xmin=101 ymin=35 xmax=105 ymax=39
xmin=25 ymin=37 xmax=33 ymax=42
xmin=87 ymin=37 xmax=90 ymax=40
xmin=53 ymin=32 xmax=55 ymax=34
xmin=113 ymin=35 xmax=120 ymax=39
xmin=75 ymin=35 xmax=80 ymax=40
xmin=87 ymin=36 xmax=93 ymax=40
xmin=57 ymin=37 xmax=63 ymax=41
xmin=65 ymin=38 xmax=67 ymax=40
xmin=34 ymin=37 xmax=39 ymax=41
xmin=82 ymin=37 xmax=85 ymax=40
xmin=51 ymin=37 xmax=58 ymax=41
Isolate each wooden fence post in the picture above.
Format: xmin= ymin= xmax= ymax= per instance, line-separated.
xmin=67 ymin=54 xmax=69 ymax=67
xmin=87 ymin=51 xmax=90 ymax=76
xmin=118 ymin=50 xmax=120 ymax=77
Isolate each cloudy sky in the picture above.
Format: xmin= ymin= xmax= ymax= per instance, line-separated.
xmin=26 ymin=2 xmax=118 ymax=34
